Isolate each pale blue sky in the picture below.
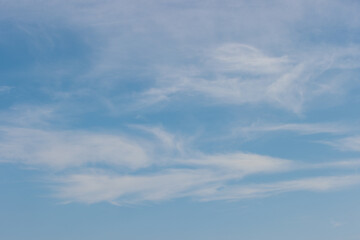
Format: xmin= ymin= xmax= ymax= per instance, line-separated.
xmin=1 ymin=0 xmax=360 ymax=239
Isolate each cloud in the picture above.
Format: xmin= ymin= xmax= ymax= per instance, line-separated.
xmin=183 ymin=152 xmax=294 ymax=174
xmin=0 ymin=124 xmax=293 ymax=174
xmin=211 ymin=43 xmax=289 ymax=74
xmin=310 ymin=159 xmax=360 ymax=169
xmin=323 ymin=136 xmax=360 ymax=152
xmin=0 ymin=105 xmax=57 ymax=127
xmin=140 ymin=43 xmax=360 ymax=113
xmin=237 ymin=122 xmax=351 ymax=135
xmin=53 ymin=170 xmax=360 ymax=204
xmin=1 ymin=0 xmax=360 ymax=207
xmin=129 ymin=125 xmax=185 ymax=153
xmin=331 ymin=220 xmax=345 ymax=228
xmin=2 ymin=119 xmax=360 ymax=205
xmin=199 ymin=175 xmax=360 ymax=201
xmin=53 ymin=169 xmax=222 ymax=204
xmin=1 ymin=0 xmax=359 ymax=115
xmin=1 ymin=122 xmax=360 ymax=204
xmin=0 ymin=127 xmax=150 ymax=170
xmin=0 ymin=86 xmax=12 ymax=93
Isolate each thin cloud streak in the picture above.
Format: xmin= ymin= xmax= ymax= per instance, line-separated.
xmin=183 ymin=152 xmax=294 ymax=174
xmin=1 ymin=123 xmax=360 ymax=204
xmin=53 ymin=169 xmax=223 ymax=204
xmin=237 ymin=123 xmax=352 ymax=135
xmin=1 ymin=0 xmax=360 ymax=208
xmin=0 ymin=86 xmax=13 ymax=93
xmin=323 ymin=136 xmax=360 ymax=152
xmin=53 ymin=171 xmax=360 ymax=204
xmin=200 ymin=175 xmax=360 ymax=201
xmin=0 ymin=127 xmax=150 ymax=170
xmin=139 ymin=44 xmax=360 ymax=113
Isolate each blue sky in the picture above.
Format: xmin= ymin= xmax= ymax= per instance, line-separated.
xmin=1 ymin=0 xmax=360 ymax=239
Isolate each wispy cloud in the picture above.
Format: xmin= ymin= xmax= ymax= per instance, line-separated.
xmin=331 ymin=220 xmax=345 ymax=228
xmin=199 ymin=175 xmax=360 ymax=201
xmin=323 ymin=136 xmax=360 ymax=152
xmin=0 ymin=127 xmax=150 ymax=170
xmin=237 ymin=122 xmax=352 ymax=135
xmin=53 ymin=169 xmax=222 ymax=204
xmin=1 ymin=1 xmax=356 ymax=106
xmin=1 ymin=0 xmax=360 ymax=208
xmin=183 ymin=152 xmax=294 ymax=174
xmin=211 ymin=43 xmax=289 ymax=74
xmin=140 ymin=43 xmax=360 ymax=113
xmin=0 ymin=86 xmax=13 ymax=93
xmin=1 ymin=0 xmax=359 ymax=116
xmin=53 ymin=170 xmax=360 ymax=204
xmin=0 ymin=105 xmax=57 ymax=127
xmin=1 ymin=121 xmax=360 ymax=204
xmin=129 ymin=125 xmax=185 ymax=153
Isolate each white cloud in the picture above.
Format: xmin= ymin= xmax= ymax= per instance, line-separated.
xmin=140 ymin=43 xmax=360 ymax=113
xmin=238 ymin=122 xmax=351 ymax=135
xmin=2 ymin=0 xmax=359 ymax=115
xmin=2 ymin=121 xmax=360 ymax=204
xmin=0 ymin=105 xmax=56 ymax=127
xmin=331 ymin=220 xmax=345 ymax=228
xmin=310 ymin=159 xmax=360 ymax=169
xmin=211 ymin=43 xmax=290 ymax=74
xmin=1 ymin=107 xmax=360 ymax=205
xmin=1 ymin=122 xmax=360 ymax=205
xmin=53 ymin=170 xmax=360 ymax=204
xmin=1 ymin=0 xmax=360 ymax=206
xmin=184 ymin=152 xmax=294 ymax=174
xmin=324 ymin=136 xmax=360 ymax=152
xmin=130 ymin=125 xmax=185 ymax=153
xmin=0 ymin=127 xmax=150 ymax=170
xmin=199 ymin=175 xmax=360 ymax=201
xmin=53 ymin=169 xmax=223 ymax=204
xmin=0 ymin=124 xmax=294 ymax=175
xmin=0 ymin=86 xmax=12 ymax=93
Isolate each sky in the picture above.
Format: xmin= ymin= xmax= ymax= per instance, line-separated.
xmin=1 ymin=0 xmax=360 ymax=239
